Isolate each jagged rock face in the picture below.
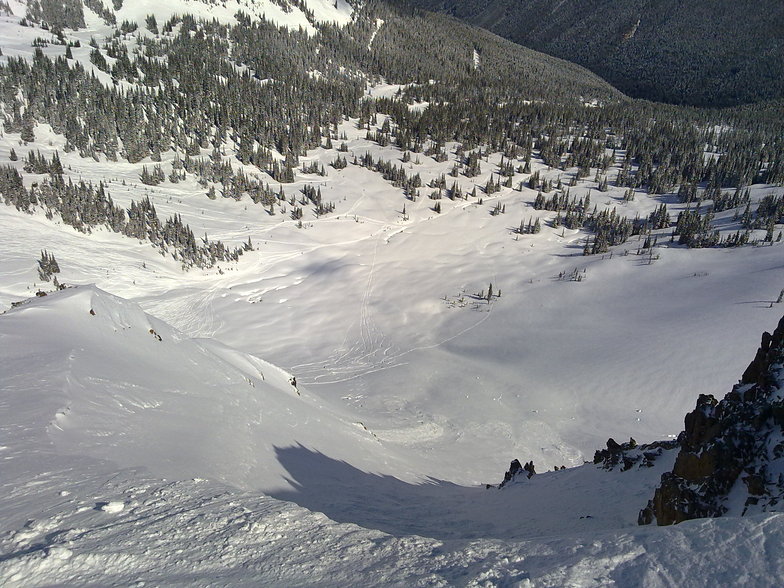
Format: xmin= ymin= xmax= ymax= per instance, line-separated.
xmin=488 ymin=459 xmax=537 ymax=489
xmin=640 ymin=315 xmax=784 ymax=526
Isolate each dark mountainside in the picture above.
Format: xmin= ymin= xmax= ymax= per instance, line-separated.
xmin=405 ymin=0 xmax=784 ymax=107
xmin=640 ymin=314 xmax=784 ymax=525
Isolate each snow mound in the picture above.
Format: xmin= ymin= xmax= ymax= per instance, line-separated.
xmin=0 ymin=285 xmax=394 ymax=491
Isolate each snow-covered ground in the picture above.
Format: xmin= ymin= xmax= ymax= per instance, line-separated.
xmin=3 ymin=286 xmax=784 ymax=586
xmin=2 ymin=4 xmax=784 ymax=585
xmin=3 ymin=113 xmax=780 ymax=483
xmin=5 ymin=0 xmax=353 ymax=34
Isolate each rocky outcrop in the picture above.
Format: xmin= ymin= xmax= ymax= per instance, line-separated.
xmin=640 ymin=315 xmax=784 ymax=526
xmin=593 ymin=437 xmax=677 ymax=472
xmin=487 ymin=459 xmax=537 ymax=489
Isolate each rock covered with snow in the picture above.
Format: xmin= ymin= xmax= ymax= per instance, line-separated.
xmin=593 ymin=437 xmax=678 ymax=472
xmin=640 ymin=315 xmax=784 ymax=525
xmin=489 ymin=459 xmax=537 ymax=489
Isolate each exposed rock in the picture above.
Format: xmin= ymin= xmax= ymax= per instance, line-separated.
xmin=594 ymin=437 xmax=677 ymax=472
xmin=640 ymin=315 xmax=784 ymax=526
xmin=488 ymin=459 xmax=537 ymax=489
xmin=503 ymin=459 xmax=523 ymax=484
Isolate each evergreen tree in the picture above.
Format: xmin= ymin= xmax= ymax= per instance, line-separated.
xmin=37 ymin=249 xmax=60 ymax=281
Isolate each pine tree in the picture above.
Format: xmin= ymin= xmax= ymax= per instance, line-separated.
xmin=145 ymin=14 xmax=158 ymax=34
xmin=20 ymin=113 xmax=35 ymax=143
xmin=37 ymin=250 xmax=60 ymax=281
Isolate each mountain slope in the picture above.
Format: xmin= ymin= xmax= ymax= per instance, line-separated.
xmin=0 ymin=2 xmax=783 ymax=584
xmin=0 ymin=0 xmax=782 ymax=482
xmin=0 ymin=285 xmax=402 ymax=492
xmin=20 ymin=0 xmax=353 ymax=32
xmin=0 ymin=283 xmax=686 ymax=537
xmin=3 ymin=287 xmax=784 ymax=586
xmin=406 ymin=0 xmax=784 ymax=107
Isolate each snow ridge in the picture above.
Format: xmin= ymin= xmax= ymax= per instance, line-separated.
xmin=0 ymin=285 xmax=391 ymax=492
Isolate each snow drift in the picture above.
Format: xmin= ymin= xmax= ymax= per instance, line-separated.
xmin=0 ymin=285 xmax=397 ymax=492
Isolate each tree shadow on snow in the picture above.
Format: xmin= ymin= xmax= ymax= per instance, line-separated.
xmin=270 ymin=444 xmax=512 ymax=540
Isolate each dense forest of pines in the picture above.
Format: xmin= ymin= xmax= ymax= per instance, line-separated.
xmin=407 ymin=0 xmax=784 ymax=108
xmin=1 ymin=0 xmax=783 ymax=264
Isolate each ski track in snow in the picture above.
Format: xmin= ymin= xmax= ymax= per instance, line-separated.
xmin=143 ymin=286 xmax=223 ymax=339
xmin=292 ymin=230 xmax=399 ymax=384
xmin=290 ymin=221 xmax=497 ymax=387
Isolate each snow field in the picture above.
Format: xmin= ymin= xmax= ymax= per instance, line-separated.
xmin=2 ymin=110 xmax=782 ymax=483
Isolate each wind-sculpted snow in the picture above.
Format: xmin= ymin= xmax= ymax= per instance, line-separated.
xmin=0 ymin=285 xmax=398 ymax=492
xmin=2 ymin=449 xmax=784 ymax=586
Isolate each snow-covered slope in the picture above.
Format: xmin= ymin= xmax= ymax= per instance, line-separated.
xmin=3 ymin=461 xmax=784 ymax=586
xmin=1 ymin=114 xmax=782 ymax=485
xmin=0 ymin=285 xmax=401 ymax=492
xmin=9 ymin=0 xmax=353 ymax=32
xmin=0 ymin=283 xmax=676 ymax=535
xmin=109 ymin=0 xmax=353 ymax=31
xmin=1 ymin=2 xmax=784 ymax=584
xmin=3 ymin=287 xmax=784 ymax=586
